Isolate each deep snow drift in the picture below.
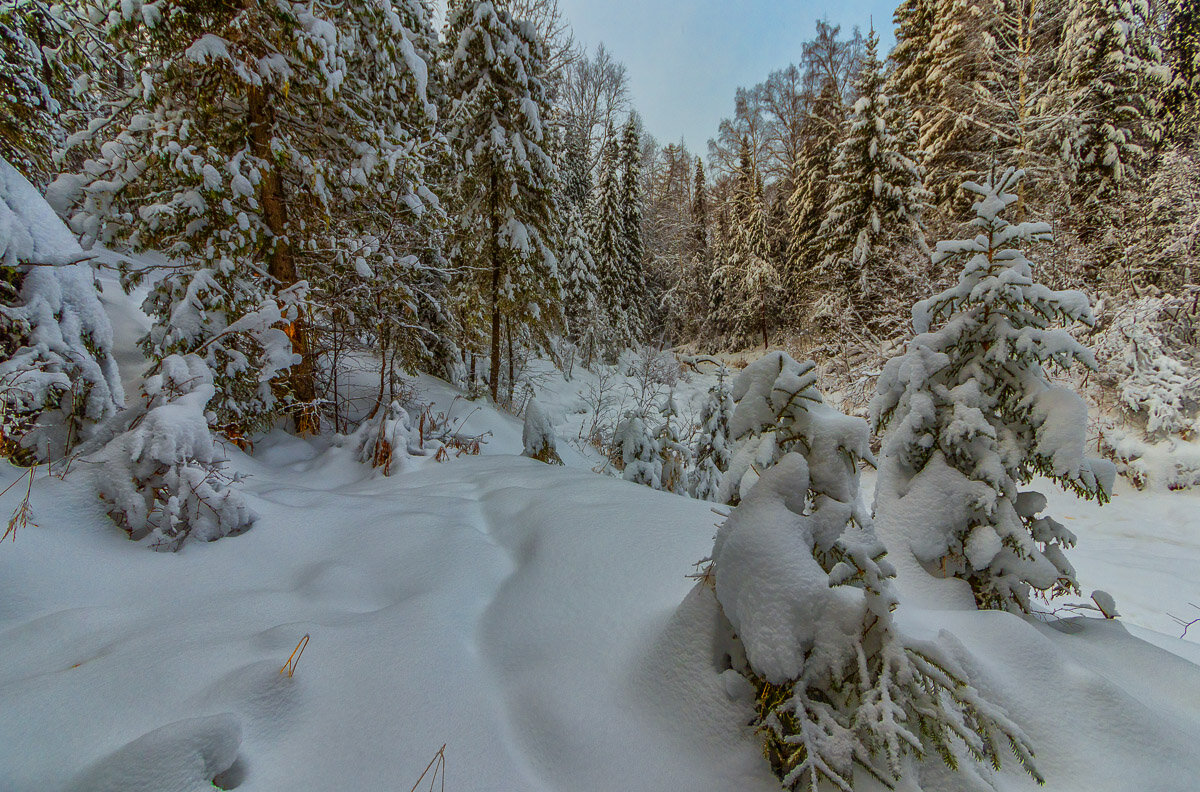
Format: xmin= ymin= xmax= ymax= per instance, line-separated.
xmin=1 ymin=378 xmax=1199 ymax=791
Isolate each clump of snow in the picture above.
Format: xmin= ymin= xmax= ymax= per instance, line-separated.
xmin=521 ymin=399 xmax=562 ymax=464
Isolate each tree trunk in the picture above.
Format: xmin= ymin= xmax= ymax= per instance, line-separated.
xmin=489 ymin=257 xmax=502 ymax=404
xmin=488 ymin=170 xmax=502 ymax=404
xmin=506 ymin=319 xmax=515 ymax=407
xmin=761 ymin=289 xmax=769 ymax=350
xmin=248 ymin=84 xmax=318 ymax=433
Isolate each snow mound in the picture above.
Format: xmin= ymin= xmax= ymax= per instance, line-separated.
xmin=64 ymin=714 xmax=242 ymax=792
xmin=0 ymin=158 xmax=83 ymax=267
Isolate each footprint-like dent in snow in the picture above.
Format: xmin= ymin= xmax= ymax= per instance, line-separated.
xmin=64 ymin=713 xmax=242 ymax=792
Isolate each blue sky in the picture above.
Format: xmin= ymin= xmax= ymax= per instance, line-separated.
xmin=559 ymin=0 xmax=899 ymax=153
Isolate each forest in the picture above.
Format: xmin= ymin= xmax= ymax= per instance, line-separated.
xmin=1 ymin=1 xmax=1199 ymax=791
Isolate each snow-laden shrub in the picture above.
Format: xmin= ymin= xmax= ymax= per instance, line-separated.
xmin=0 ymin=158 xmax=123 ymax=461
xmin=522 ymin=399 xmax=562 ymax=465
xmin=710 ymin=391 xmax=1041 ymax=790
xmin=80 ymin=354 xmax=253 ymax=551
xmin=614 ymin=411 xmax=660 ymax=488
xmin=352 ymin=401 xmax=440 ymax=475
xmin=656 ymin=392 xmax=691 ymax=494
xmin=1090 ymin=294 xmax=1200 ymax=489
xmin=872 ymin=168 xmax=1114 ymax=612
xmin=690 ymin=366 xmax=733 ymax=502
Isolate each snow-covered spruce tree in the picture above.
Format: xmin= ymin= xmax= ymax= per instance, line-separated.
xmin=682 ymin=156 xmax=712 ymax=338
xmin=886 ymin=0 xmax=937 ymax=149
xmin=718 ymin=352 xmax=857 ymax=507
xmin=617 ymin=114 xmax=648 ymax=341
xmin=80 ymin=354 xmax=254 ymax=551
xmin=591 ymin=126 xmax=627 ymax=349
xmin=58 ymin=0 xmax=441 ymax=435
xmin=306 ymin=0 xmax=453 ymax=418
xmin=445 ymin=0 xmax=561 ymax=404
xmin=0 ymin=1 xmax=94 ymax=183
xmin=817 ymin=27 xmax=929 ymax=339
xmin=872 ymin=168 xmax=1115 ymax=612
xmin=914 ymin=0 xmax=1008 ymax=212
xmin=1126 ymin=145 xmax=1200 ymax=292
xmin=724 ymin=139 xmax=780 ymax=349
xmin=615 ymin=410 xmax=660 ymax=488
xmin=691 ymin=365 xmax=733 ymax=502
xmin=1055 ymin=0 xmax=1168 ymax=226
xmin=0 ymin=158 xmax=123 ymax=462
xmin=708 ymin=352 xmax=1042 ymax=791
xmin=656 ymin=392 xmax=691 ymax=495
xmin=1164 ymin=0 xmax=1200 ymax=143
xmin=522 ymin=399 xmax=563 ymax=465
xmin=706 ymin=205 xmax=740 ymax=344
xmin=557 ymin=124 xmax=602 ymax=361
xmin=784 ymin=76 xmax=843 ymax=296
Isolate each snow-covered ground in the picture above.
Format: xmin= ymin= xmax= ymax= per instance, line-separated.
xmin=2 ymin=341 xmax=1199 ymax=791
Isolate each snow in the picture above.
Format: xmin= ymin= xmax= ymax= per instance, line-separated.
xmin=65 ymin=714 xmax=242 ymax=792
xmin=0 ymin=361 xmax=1198 ymax=790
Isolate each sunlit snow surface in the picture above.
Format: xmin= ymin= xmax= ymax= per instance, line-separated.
xmin=1 ymin=355 xmax=1198 ymax=791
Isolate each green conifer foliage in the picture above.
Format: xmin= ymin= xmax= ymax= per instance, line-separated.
xmin=817 ymin=28 xmax=930 ymax=338
xmin=445 ymin=0 xmax=562 ymax=403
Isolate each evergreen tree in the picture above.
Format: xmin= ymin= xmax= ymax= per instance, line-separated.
xmin=1055 ymin=0 xmax=1168 ymax=219
xmin=708 ymin=350 xmax=1043 ymax=790
xmin=690 ymin=365 xmax=733 ymax=502
xmin=677 ymin=157 xmax=711 ymax=339
xmin=784 ymin=76 xmax=843 ymax=295
xmin=872 ymin=168 xmax=1114 ymax=612
xmin=522 ymin=399 xmax=563 ymax=464
xmin=817 ymin=28 xmax=930 ymax=339
xmin=706 ymin=204 xmax=739 ymax=342
xmin=615 ymin=410 xmax=660 ymax=488
xmin=916 ymin=0 xmax=1007 ymax=211
xmin=618 ymin=114 xmax=647 ymax=340
xmin=445 ymin=0 xmax=562 ymax=404
xmin=887 ymin=0 xmax=937 ymax=146
xmin=1164 ymin=0 xmax=1200 ymax=142
xmin=726 ymin=140 xmax=779 ymax=348
xmin=559 ymin=200 xmax=601 ymax=357
xmin=1 ymin=158 xmax=123 ymax=462
xmin=59 ymin=0 xmax=440 ymax=435
xmin=592 ymin=126 xmax=627 ymax=348
xmin=557 ymin=122 xmax=601 ymax=359
xmin=690 ymin=157 xmax=709 ymax=261
xmin=656 ymin=392 xmax=691 ymax=495
xmin=81 ymin=354 xmax=254 ymax=551
xmin=0 ymin=1 xmax=93 ymax=182
xmin=1126 ymin=146 xmax=1200 ymax=291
